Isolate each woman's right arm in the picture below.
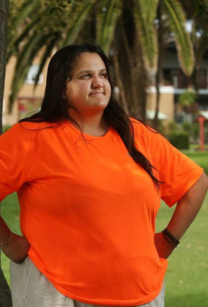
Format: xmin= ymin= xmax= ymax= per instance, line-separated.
xmin=0 ymin=215 xmax=30 ymax=263
xmin=0 ymin=124 xmax=37 ymax=263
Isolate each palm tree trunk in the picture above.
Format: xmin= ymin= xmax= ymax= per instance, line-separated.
xmin=112 ymin=43 xmax=130 ymax=115
xmin=115 ymin=17 xmax=148 ymax=121
xmin=0 ymin=0 xmax=12 ymax=305
xmin=153 ymin=4 xmax=162 ymax=130
xmin=132 ymin=32 xmax=148 ymax=121
xmin=0 ymin=0 xmax=8 ymax=133
xmin=114 ymin=18 xmax=134 ymax=115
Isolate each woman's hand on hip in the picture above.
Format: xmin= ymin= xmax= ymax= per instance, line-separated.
xmin=154 ymin=232 xmax=175 ymax=259
xmin=2 ymin=233 xmax=30 ymax=264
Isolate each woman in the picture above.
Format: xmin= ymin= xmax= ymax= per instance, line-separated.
xmin=0 ymin=43 xmax=207 ymax=307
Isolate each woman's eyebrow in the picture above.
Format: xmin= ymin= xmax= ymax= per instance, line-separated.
xmin=76 ymin=68 xmax=107 ymax=76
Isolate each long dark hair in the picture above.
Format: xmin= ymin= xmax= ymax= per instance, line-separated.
xmin=20 ymin=43 xmax=161 ymax=186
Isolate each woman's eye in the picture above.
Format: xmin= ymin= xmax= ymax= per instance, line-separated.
xmin=100 ymin=73 xmax=107 ymax=78
xmin=81 ymin=74 xmax=90 ymax=79
xmin=80 ymin=73 xmax=107 ymax=79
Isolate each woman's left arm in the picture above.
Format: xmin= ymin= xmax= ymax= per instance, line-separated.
xmin=155 ymin=172 xmax=208 ymax=259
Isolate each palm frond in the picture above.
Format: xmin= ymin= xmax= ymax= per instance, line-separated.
xmin=196 ymin=0 xmax=208 ymax=24
xmin=12 ymin=0 xmax=40 ymax=30
xmin=195 ymin=30 xmax=208 ymax=68
xmin=14 ymin=35 xmax=44 ymax=81
xmin=60 ymin=0 xmax=96 ymax=47
xmin=8 ymin=1 xmax=41 ymax=53
xmin=133 ymin=0 xmax=159 ymax=68
xmin=34 ymin=33 xmax=62 ymax=88
xmin=7 ymin=16 xmax=41 ymax=61
xmin=9 ymin=31 xmax=55 ymax=110
xmin=161 ymin=0 xmax=194 ymax=76
xmin=197 ymin=0 xmax=208 ymax=12
xmin=11 ymin=4 xmax=64 ymax=81
xmin=9 ymin=65 xmax=30 ymax=113
xmin=96 ymin=0 xmax=122 ymax=54
xmin=8 ymin=0 xmax=95 ymax=110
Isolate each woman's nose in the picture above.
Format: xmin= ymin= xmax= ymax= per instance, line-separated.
xmin=91 ymin=75 xmax=103 ymax=88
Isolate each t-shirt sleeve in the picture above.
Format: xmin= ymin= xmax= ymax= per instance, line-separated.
xmin=133 ymin=121 xmax=204 ymax=207
xmin=0 ymin=123 xmax=38 ymax=201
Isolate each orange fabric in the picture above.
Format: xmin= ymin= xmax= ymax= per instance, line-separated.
xmin=0 ymin=120 xmax=203 ymax=306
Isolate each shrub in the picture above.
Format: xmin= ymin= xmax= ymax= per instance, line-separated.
xmin=167 ymin=121 xmax=179 ymax=133
xmin=2 ymin=126 xmax=11 ymax=133
xmin=205 ymin=125 xmax=208 ymax=142
xmin=191 ymin=122 xmax=199 ymax=141
xmin=178 ymin=89 xmax=197 ymax=107
xmin=168 ymin=131 xmax=189 ymax=149
xmin=182 ymin=120 xmax=192 ymax=134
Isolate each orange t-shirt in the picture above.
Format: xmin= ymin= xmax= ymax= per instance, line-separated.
xmin=0 ymin=119 xmax=203 ymax=306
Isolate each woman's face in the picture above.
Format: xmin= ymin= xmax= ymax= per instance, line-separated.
xmin=64 ymin=52 xmax=111 ymax=117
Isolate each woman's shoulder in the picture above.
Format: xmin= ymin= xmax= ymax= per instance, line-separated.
xmin=5 ymin=120 xmax=63 ymax=134
xmin=1 ymin=121 xmax=63 ymax=145
xmin=18 ymin=120 xmax=61 ymax=131
xmin=130 ymin=117 xmax=158 ymax=139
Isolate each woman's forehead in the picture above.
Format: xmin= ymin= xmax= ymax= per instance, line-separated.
xmin=73 ymin=52 xmax=106 ymax=72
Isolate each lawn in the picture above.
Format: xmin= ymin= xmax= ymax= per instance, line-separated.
xmin=0 ymin=151 xmax=208 ymax=307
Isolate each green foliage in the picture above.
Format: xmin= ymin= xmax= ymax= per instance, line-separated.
xmin=133 ymin=0 xmax=158 ymax=68
xmin=182 ymin=120 xmax=192 ymax=134
xmin=189 ymin=0 xmax=208 ymax=23
xmin=178 ymin=89 xmax=197 ymax=107
xmin=7 ymin=0 xmax=26 ymax=56
xmin=7 ymin=0 xmax=205 ymax=116
xmin=166 ymin=120 xmax=200 ymax=146
xmin=155 ymin=120 xmax=166 ymax=135
xmin=191 ymin=122 xmax=199 ymax=141
xmin=60 ymin=0 xmax=96 ymax=47
xmin=184 ymin=151 xmax=208 ymax=174
xmin=2 ymin=126 xmax=11 ymax=133
xmin=161 ymin=0 xmax=195 ymax=76
xmin=167 ymin=120 xmax=179 ymax=133
xmin=8 ymin=0 xmax=96 ymax=110
xmin=168 ymin=131 xmax=189 ymax=149
xmin=96 ymin=0 xmax=122 ymax=54
xmin=193 ymin=26 xmax=208 ymax=68
xmin=204 ymin=124 xmax=208 ymax=142
xmin=1 ymin=193 xmax=21 ymax=284
xmin=157 ymin=192 xmax=208 ymax=307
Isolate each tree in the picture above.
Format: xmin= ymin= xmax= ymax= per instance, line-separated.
xmin=6 ymin=0 xmax=155 ymax=120
xmin=178 ymin=89 xmax=198 ymax=108
xmin=180 ymin=0 xmax=208 ymax=93
xmin=0 ymin=0 xmax=12 ymax=306
xmin=6 ymin=0 xmax=208 ymax=122
xmin=6 ymin=0 xmax=198 ymax=122
xmin=7 ymin=0 xmax=97 ymax=112
xmin=153 ymin=0 xmax=196 ymax=128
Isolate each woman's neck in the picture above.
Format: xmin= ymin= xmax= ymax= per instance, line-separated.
xmin=68 ymin=111 xmax=109 ymax=137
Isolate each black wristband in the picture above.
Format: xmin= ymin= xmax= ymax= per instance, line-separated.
xmin=162 ymin=228 xmax=180 ymax=247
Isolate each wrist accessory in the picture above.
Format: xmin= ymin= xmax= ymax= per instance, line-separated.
xmin=0 ymin=232 xmax=13 ymax=252
xmin=162 ymin=228 xmax=180 ymax=248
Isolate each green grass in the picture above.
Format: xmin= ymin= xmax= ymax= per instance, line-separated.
xmin=181 ymin=149 xmax=208 ymax=167
xmin=156 ymin=197 xmax=208 ymax=307
xmin=157 ymin=150 xmax=208 ymax=307
xmin=0 ymin=151 xmax=208 ymax=306
xmin=0 ymin=193 xmax=21 ymax=284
